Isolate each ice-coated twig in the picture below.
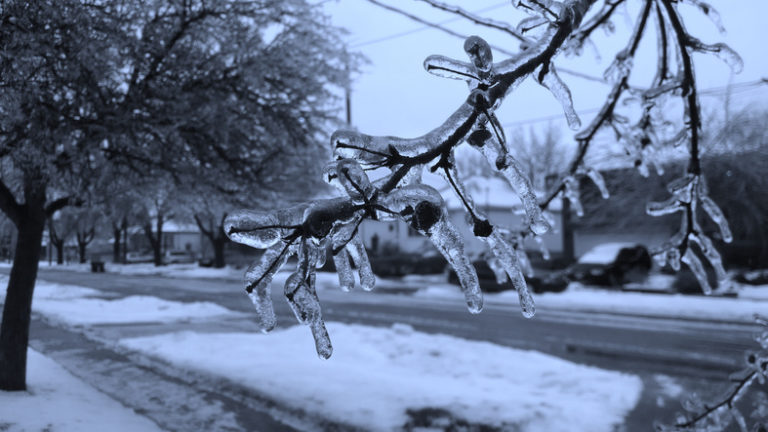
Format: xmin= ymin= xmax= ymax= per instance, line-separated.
xmin=483 ymin=228 xmax=536 ymax=318
xmin=658 ymin=316 xmax=768 ymax=431
xmin=243 ymin=240 xmax=295 ymax=332
xmin=416 ymin=0 xmax=529 ymax=43
xmin=223 ymin=0 xmax=740 ymax=361
xmin=646 ymin=174 xmax=732 ymax=293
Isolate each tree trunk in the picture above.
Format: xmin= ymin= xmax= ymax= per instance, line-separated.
xmin=55 ymin=242 xmax=64 ymax=265
xmin=78 ymin=242 xmax=87 ymax=264
xmin=213 ymin=237 xmax=226 ymax=268
xmin=0 ymin=211 xmax=45 ymax=390
xmin=112 ymin=224 xmax=121 ymax=263
xmin=562 ymin=197 xmax=575 ymax=264
xmin=121 ymin=222 xmax=128 ymax=264
xmin=144 ymin=214 xmax=164 ymax=267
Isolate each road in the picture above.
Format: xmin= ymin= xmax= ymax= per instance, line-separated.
xmin=8 ymin=267 xmax=765 ymax=430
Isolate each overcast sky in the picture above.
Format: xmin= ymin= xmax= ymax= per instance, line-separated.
xmin=323 ymin=1 xmax=768 ymax=142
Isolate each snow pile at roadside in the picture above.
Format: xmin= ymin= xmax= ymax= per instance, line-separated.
xmin=121 ymin=322 xmax=642 ymax=431
xmin=0 ymin=275 xmax=241 ymax=325
xmin=0 ymin=276 xmax=102 ymax=301
xmin=34 ymin=295 xmax=242 ymax=325
xmin=0 ymin=349 xmax=163 ymax=432
xmin=23 ymin=261 xmax=246 ymax=280
xmin=416 ymin=281 xmax=768 ymax=323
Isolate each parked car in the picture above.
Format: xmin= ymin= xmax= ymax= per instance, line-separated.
xmin=565 ymin=243 xmax=652 ymax=287
xmin=164 ymin=250 xmax=196 ymax=264
xmin=448 ymin=259 xmax=569 ymax=294
xmin=125 ymin=251 xmax=154 ymax=264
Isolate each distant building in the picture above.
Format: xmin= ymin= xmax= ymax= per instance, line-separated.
xmin=127 ymin=221 xmax=204 ymax=256
xmin=357 ymin=175 xmax=564 ymax=258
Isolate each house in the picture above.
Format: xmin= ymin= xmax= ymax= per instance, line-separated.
xmin=357 ymin=175 xmax=564 ymax=258
xmin=127 ymin=221 xmax=204 ymax=257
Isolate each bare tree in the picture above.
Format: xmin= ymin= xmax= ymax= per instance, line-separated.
xmin=0 ymin=0 xmax=354 ymax=390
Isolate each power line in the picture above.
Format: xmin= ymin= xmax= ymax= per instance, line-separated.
xmin=351 ymin=2 xmax=509 ymax=48
xmin=501 ymin=79 xmax=768 ymax=127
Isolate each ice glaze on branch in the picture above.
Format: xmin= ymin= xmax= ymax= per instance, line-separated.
xmin=225 ymin=0 xmax=598 ymax=358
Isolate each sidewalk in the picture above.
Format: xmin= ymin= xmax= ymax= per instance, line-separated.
xmin=27 ymin=317 xmax=336 ymax=432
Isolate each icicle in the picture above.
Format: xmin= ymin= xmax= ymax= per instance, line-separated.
xmin=314 ymin=238 xmax=328 ymax=269
xmin=585 ymin=168 xmax=610 ymax=199
xmin=700 ymin=196 xmax=733 ymax=243
xmin=535 ymin=236 xmax=551 ymax=260
xmin=473 ymin=137 xmax=549 ymax=234
xmin=382 ymin=185 xmax=483 ymax=313
xmin=682 ymin=249 xmax=712 ymax=295
xmin=423 ymin=55 xmax=478 ymax=82
xmin=667 ymin=248 xmax=682 ymax=271
xmin=332 ymin=249 xmax=355 ymax=292
xmin=484 ymin=251 xmax=509 ymax=284
xmin=517 ymin=247 xmax=534 ymax=279
xmin=536 ymin=63 xmax=581 ymax=130
xmin=310 ymin=320 xmax=333 ymax=360
xmin=687 ymin=39 xmax=743 ymax=73
xmin=684 ymin=0 xmax=725 ymax=33
xmin=484 ymin=229 xmax=535 ymax=318
xmin=429 ymin=211 xmax=483 ymax=313
xmin=284 ymin=242 xmax=332 ymax=359
xmin=646 ymin=196 xmax=683 ymax=216
xmin=730 ymin=407 xmax=748 ymax=432
xmin=563 ymin=176 xmax=584 ymax=217
xmin=243 ymin=241 xmax=293 ymax=333
xmin=691 ymin=233 xmax=728 ymax=288
xmin=346 ymin=232 xmax=376 ymax=291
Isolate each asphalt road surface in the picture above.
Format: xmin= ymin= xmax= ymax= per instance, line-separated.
xmin=6 ymin=267 xmax=765 ymax=430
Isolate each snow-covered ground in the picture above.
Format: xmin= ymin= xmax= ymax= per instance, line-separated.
xmin=16 ymin=260 xmax=246 ymax=279
xmin=0 ymin=349 xmax=163 ymax=432
xmin=34 ymin=295 xmax=242 ymax=325
xmin=0 ymin=275 xmax=243 ymax=325
xmin=121 ymin=322 xmax=642 ymax=432
xmin=415 ymin=279 xmax=768 ymax=323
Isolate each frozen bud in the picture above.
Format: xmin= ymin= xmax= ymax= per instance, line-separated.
xmin=411 ymin=200 xmax=443 ymax=233
xmin=467 ymin=127 xmax=492 ymax=147
xmin=323 ymin=159 xmax=374 ymax=201
xmin=464 ymin=36 xmax=493 ymax=73
xmin=302 ymin=198 xmax=357 ymax=239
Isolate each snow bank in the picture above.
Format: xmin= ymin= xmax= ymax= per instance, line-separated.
xmin=416 ymin=281 xmax=768 ymax=323
xmin=121 ymin=323 xmax=642 ymax=431
xmin=0 ymin=349 xmax=163 ymax=432
xmin=23 ymin=261 xmax=245 ymax=279
xmin=33 ymin=295 xmax=241 ymax=325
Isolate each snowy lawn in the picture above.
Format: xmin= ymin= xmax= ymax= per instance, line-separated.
xmin=0 ymin=349 xmax=163 ymax=432
xmin=34 ymin=295 xmax=242 ymax=325
xmin=0 ymin=275 xmax=242 ymax=325
xmin=16 ymin=261 xmax=246 ymax=280
xmin=120 ymin=322 xmax=642 ymax=432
